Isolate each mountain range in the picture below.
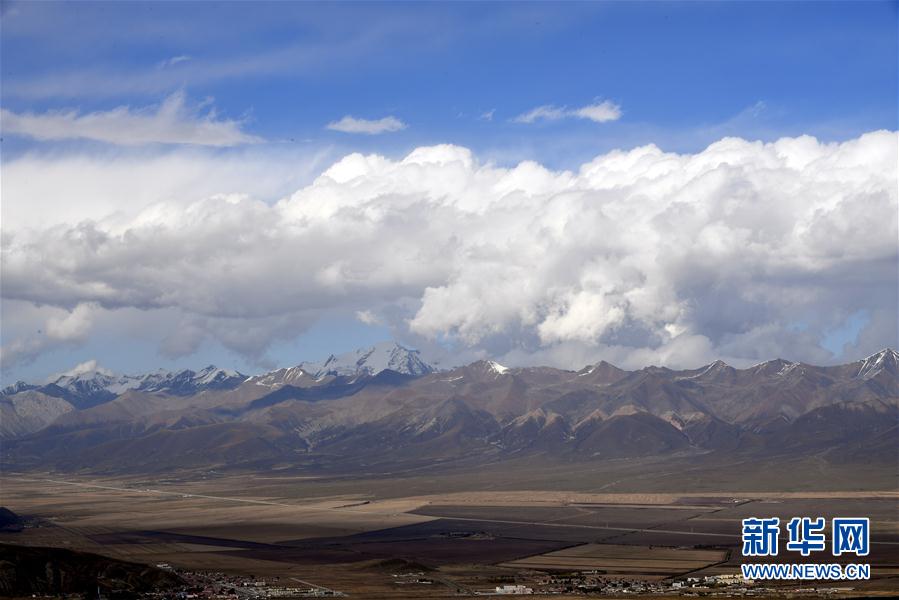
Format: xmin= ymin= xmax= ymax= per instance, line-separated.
xmin=1 ymin=343 xmax=896 ymax=474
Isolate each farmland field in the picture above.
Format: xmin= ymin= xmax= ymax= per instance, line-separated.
xmin=2 ymin=471 xmax=898 ymax=597
xmin=500 ymin=543 xmax=727 ymax=577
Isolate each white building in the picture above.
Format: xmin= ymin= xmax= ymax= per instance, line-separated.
xmin=494 ymin=585 xmax=533 ymax=595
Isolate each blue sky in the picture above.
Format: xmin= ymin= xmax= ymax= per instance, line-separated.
xmin=3 ymin=2 xmax=896 ymax=160
xmin=1 ymin=1 xmax=897 ymax=382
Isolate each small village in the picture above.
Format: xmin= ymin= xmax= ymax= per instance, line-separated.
xmin=131 ymin=565 xmax=860 ymax=599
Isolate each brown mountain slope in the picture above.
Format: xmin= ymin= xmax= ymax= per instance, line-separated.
xmin=2 ymin=349 xmax=896 ymax=473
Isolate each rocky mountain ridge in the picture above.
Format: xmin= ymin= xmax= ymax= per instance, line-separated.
xmin=2 ymin=347 xmax=896 ymax=473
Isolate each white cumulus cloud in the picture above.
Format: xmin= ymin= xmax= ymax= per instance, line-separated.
xmin=0 ymin=91 xmax=261 ymax=146
xmin=45 ymin=302 xmax=98 ymax=342
xmin=1 ymin=131 xmax=896 ymax=370
xmin=1 ymin=302 xmax=100 ymax=368
xmin=326 ymin=115 xmax=407 ymax=134
xmin=356 ymin=310 xmax=382 ymax=325
xmin=46 ymin=359 xmax=113 ymax=383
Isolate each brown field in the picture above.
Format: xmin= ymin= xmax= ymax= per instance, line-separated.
xmin=500 ymin=543 xmax=727 ymax=576
xmin=1 ymin=471 xmax=898 ymax=598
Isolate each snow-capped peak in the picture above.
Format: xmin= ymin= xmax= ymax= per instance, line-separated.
xmin=777 ymin=361 xmax=800 ymax=377
xmin=0 ymin=381 xmax=38 ymax=396
xmin=23 ymin=364 xmax=248 ymax=400
xmin=136 ymin=366 xmax=245 ymax=394
xmin=856 ymin=348 xmax=899 ymax=380
xmin=677 ymin=359 xmax=731 ymax=380
xmin=195 ymin=365 xmax=241 ymax=385
xmin=246 ymin=366 xmax=310 ymax=387
xmin=51 ymin=370 xmax=129 ymax=392
xmin=487 ymin=360 xmax=509 ymax=375
xmin=298 ymin=341 xmax=435 ymax=378
xmin=699 ymin=359 xmax=732 ymax=376
xmin=748 ymin=358 xmax=796 ymax=375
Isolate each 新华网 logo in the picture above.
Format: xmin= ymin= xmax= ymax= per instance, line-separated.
xmin=740 ymin=517 xmax=870 ymax=581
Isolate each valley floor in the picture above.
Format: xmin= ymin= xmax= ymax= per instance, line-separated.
xmin=1 ymin=467 xmax=897 ymax=598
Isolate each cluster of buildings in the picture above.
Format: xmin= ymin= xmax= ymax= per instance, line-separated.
xmin=143 ymin=564 xmax=861 ymax=599
xmin=146 ymin=570 xmax=345 ymax=599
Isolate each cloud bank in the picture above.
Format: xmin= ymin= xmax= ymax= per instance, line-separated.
xmin=326 ymin=115 xmax=407 ymax=134
xmin=2 ymin=131 xmax=896 ymax=370
xmin=0 ymin=92 xmax=261 ymax=146
xmin=1 ymin=302 xmax=100 ymax=368
xmin=46 ymin=359 xmax=112 ymax=383
xmin=514 ymin=100 xmax=622 ymax=124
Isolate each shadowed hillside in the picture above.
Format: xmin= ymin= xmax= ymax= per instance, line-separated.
xmin=2 ymin=348 xmax=897 ymax=476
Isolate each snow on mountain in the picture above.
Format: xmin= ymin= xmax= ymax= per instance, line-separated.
xmin=299 ymin=341 xmax=435 ymax=378
xmin=699 ymin=359 xmax=730 ymax=375
xmin=134 ymin=366 xmax=245 ymax=394
xmin=855 ymin=348 xmax=899 ymax=380
xmin=194 ymin=366 xmax=241 ymax=386
xmin=749 ymin=358 xmax=798 ymax=377
xmin=2 ymin=364 xmax=246 ymax=406
xmin=49 ymin=370 xmax=137 ymax=405
xmin=487 ymin=360 xmax=509 ymax=375
xmin=574 ymin=360 xmax=628 ymax=385
xmin=129 ymin=369 xmax=176 ymax=392
xmin=246 ymin=366 xmax=311 ymax=388
xmin=456 ymin=359 xmax=515 ymax=381
xmin=676 ymin=360 xmax=736 ymax=383
xmin=1 ymin=381 xmax=39 ymax=396
xmin=4 ymin=342 xmax=434 ymax=403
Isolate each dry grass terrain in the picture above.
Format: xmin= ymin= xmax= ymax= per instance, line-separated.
xmin=501 ymin=544 xmax=726 ymax=577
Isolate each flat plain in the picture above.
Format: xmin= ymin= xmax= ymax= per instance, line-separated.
xmin=2 ymin=470 xmax=898 ymax=598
